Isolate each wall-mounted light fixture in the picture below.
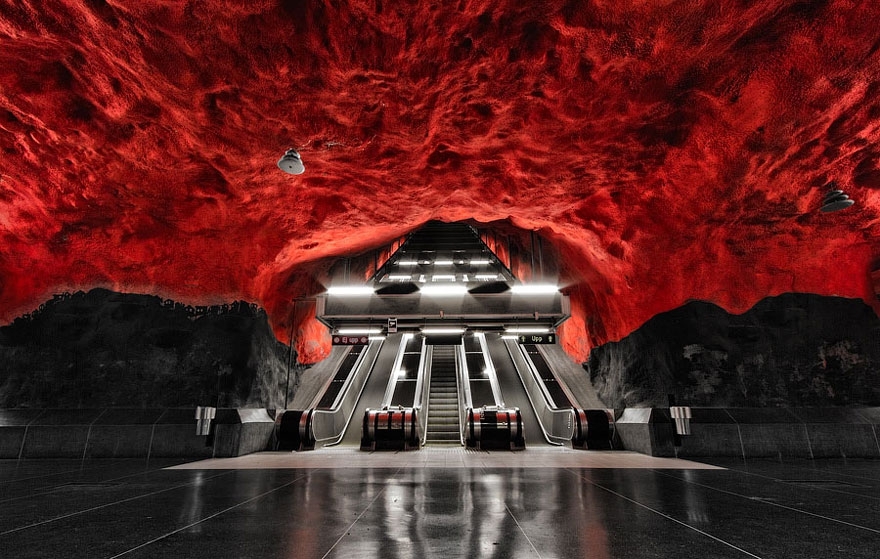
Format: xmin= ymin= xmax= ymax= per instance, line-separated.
xmin=504 ymin=326 xmax=551 ymax=334
xmin=327 ymin=286 xmax=374 ymax=296
xmin=510 ymin=284 xmax=559 ymax=294
xmin=278 ymin=148 xmax=305 ymax=175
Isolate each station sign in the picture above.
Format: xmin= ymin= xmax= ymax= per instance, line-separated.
xmin=332 ymin=335 xmax=369 ymax=345
xmin=388 ymin=318 xmax=398 ymax=334
xmin=518 ymin=333 xmax=556 ymax=344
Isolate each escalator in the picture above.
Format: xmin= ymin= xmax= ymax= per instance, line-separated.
xmin=424 ymin=345 xmax=460 ymax=444
xmin=504 ymin=338 xmax=614 ymax=449
xmin=336 ymin=335 xmax=401 ymax=446
xmin=481 ymin=333 xmax=558 ymax=447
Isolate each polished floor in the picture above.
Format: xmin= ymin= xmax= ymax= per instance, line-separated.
xmin=0 ymin=449 xmax=878 ymax=558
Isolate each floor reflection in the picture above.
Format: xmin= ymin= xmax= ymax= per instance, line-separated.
xmin=300 ymin=468 xmax=617 ymax=559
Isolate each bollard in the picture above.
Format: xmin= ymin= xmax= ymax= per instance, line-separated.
xmin=360 ymin=407 xmax=420 ymax=451
xmin=466 ymin=406 xmax=525 ymax=450
xmin=195 ymin=406 xmax=216 ymax=436
xmin=670 ymin=406 xmax=692 ymax=436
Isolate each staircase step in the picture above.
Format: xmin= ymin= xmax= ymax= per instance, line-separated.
xmin=426 ymin=434 xmax=460 ymax=442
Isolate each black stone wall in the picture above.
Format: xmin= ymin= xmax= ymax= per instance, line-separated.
xmin=586 ymin=293 xmax=880 ymax=408
xmin=0 ymin=289 xmax=291 ymax=408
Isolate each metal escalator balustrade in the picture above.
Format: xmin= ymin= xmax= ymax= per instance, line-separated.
xmin=277 ymin=341 xmax=380 ymax=451
xmin=514 ymin=341 xmax=615 ymax=449
xmin=425 ymin=345 xmax=461 ymax=444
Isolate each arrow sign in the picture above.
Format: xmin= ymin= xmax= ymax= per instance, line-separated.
xmin=517 ymin=333 xmax=556 ymax=344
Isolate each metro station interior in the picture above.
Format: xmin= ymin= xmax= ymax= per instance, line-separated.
xmin=2 ymin=2 xmax=880 ymax=558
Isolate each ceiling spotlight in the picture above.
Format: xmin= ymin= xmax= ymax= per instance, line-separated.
xmin=277 ymin=148 xmax=305 ymax=175
xmin=820 ymin=182 xmax=854 ymax=213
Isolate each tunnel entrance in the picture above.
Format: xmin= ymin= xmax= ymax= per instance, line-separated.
xmin=274 ymin=220 xmax=605 ymax=452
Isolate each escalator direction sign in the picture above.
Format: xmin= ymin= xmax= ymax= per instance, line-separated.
xmin=518 ymin=334 xmax=556 ymax=344
xmin=332 ymin=335 xmax=369 ymax=345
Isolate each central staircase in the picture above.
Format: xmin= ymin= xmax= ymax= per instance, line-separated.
xmin=425 ymin=346 xmax=461 ymax=445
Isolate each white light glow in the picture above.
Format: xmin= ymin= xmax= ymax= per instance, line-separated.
xmin=396 ymin=261 xmax=419 ymax=266
xmin=368 ymin=336 xmax=386 ymax=341
xmin=388 ymin=275 xmax=412 ymax=281
xmin=432 ymin=275 xmax=456 ymax=281
xmin=327 ymin=286 xmax=374 ymax=295
xmin=504 ymin=326 xmax=551 ymax=333
xmin=420 ymin=285 xmax=467 ymax=295
xmin=432 ymin=260 xmax=454 ymax=266
xmin=474 ymin=274 xmax=498 ymax=280
xmin=469 ymin=260 xmax=492 ymax=265
xmin=511 ymin=284 xmax=558 ymax=294
xmin=337 ymin=327 xmax=382 ymax=335
xmin=422 ymin=327 xmax=465 ymax=334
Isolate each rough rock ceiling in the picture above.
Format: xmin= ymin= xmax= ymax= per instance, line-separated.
xmin=1 ymin=1 xmax=879 ymax=362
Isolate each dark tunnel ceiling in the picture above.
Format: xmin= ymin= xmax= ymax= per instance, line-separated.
xmin=1 ymin=1 xmax=879 ymax=362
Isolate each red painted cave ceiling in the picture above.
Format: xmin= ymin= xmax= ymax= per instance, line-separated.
xmin=1 ymin=1 xmax=879 ymax=362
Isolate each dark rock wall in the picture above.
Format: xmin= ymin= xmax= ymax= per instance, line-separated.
xmin=587 ymin=294 xmax=880 ymax=408
xmin=5 ymin=290 xmax=879 ymax=411
xmin=0 ymin=289 xmax=291 ymax=408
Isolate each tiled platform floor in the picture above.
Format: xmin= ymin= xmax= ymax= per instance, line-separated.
xmin=170 ymin=448 xmax=725 ymax=470
xmin=1 ymin=450 xmax=878 ymax=558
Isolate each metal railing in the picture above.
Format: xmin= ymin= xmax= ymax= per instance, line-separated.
xmin=311 ymin=339 xmax=383 ymax=446
xmin=503 ymin=339 xmax=573 ymax=445
xmin=416 ymin=344 xmax=431 ymax=446
xmin=456 ymin=343 xmax=472 ymax=445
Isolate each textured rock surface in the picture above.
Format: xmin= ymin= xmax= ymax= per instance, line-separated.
xmin=1 ymin=2 xmax=880 ymax=363
xmin=588 ymin=293 xmax=880 ymax=408
xmin=0 ymin=289 xmax=290 ymax=408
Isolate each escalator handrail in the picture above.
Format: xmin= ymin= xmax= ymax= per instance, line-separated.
xmin=456 ymin=344 xmax=471 ymax=445
xmin=416 ymin=343 xmax=431 ymax=446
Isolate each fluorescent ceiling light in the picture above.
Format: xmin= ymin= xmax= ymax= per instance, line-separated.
xmin=327 ymin=286 xmax=374 ymax=295
xmin=388 ymin=275 xmax=412 ymax=281
xmin=337 ymin=327 xmax=382 ymax=335
xmin=504 ymin=326 xmax=550 ymax=333
xmin=432 ymin=275 xmax=456 ymax=281
xmin=420 ymin=285 xmax=467 ymax=296
xmin=511 ymin=284 xmax=558 ymax=294
xmin=422 ymin=327 xmax=464 ymax=334
xmin=432 ymin=260 xmax=454 ymax=266
xmin=474 ymin=274 xmax=498 ymax=280
xmin=396 ymin=261 xmax=419 ymax=266
xmin=469 ymin=260 xmax=491 ymax=265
